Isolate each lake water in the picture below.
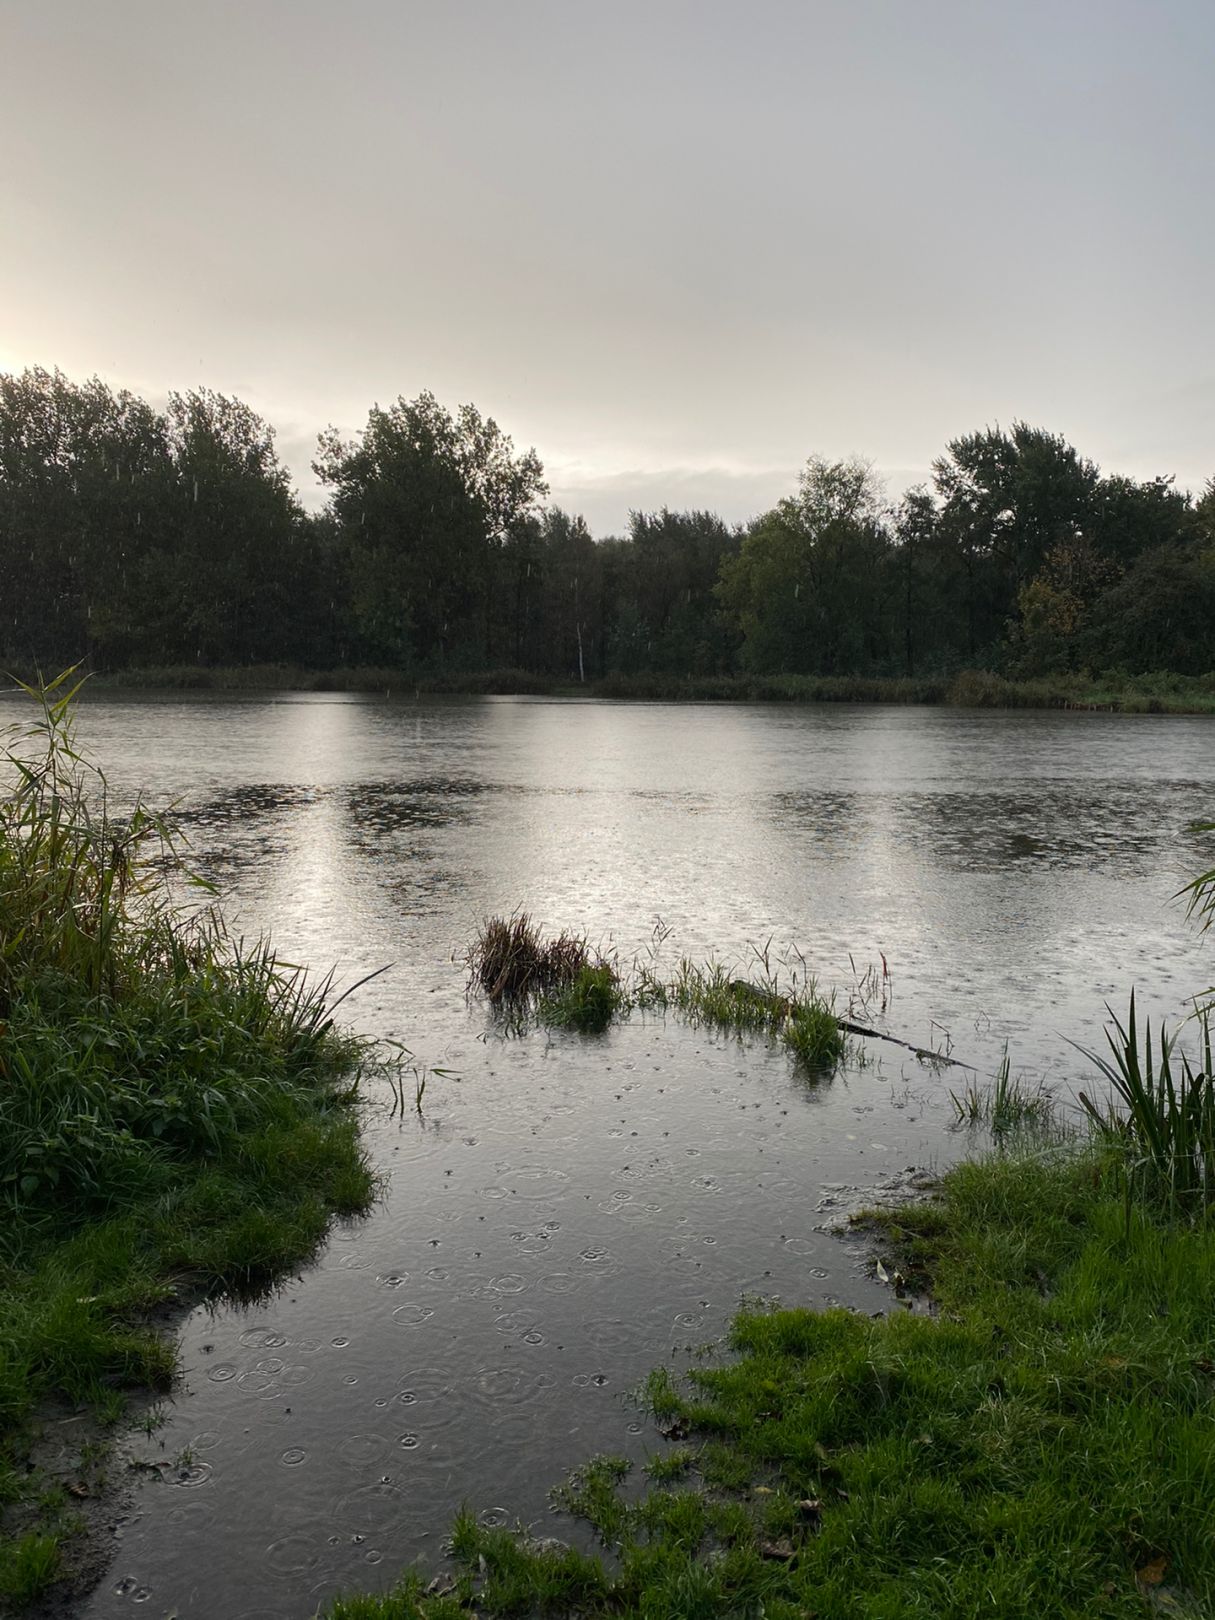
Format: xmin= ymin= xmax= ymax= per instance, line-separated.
xmin=25 ymin=692 xmax=1211 ymax=1619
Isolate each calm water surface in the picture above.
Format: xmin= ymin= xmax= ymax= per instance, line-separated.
xmin=33 ymin=693 xmax=1212 ymax=1619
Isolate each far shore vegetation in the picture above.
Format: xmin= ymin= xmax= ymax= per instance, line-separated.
xmin=36 ymin=664 xmax=1215 ymax=715
xmin=2 ymin=368 xmax=1214 ymax=704
xmin=0 ymin=674 xmax=374 ymax=1611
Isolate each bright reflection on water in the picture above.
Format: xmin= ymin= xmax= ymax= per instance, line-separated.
xmin=38 ymin=691 xmax=1213 ymax=1619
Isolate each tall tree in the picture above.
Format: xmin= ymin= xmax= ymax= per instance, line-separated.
xmin=155 ymin=388 xmax=305 ymax=665
xmin=314 ymin=393 xmax=546 ymax=669
xmin=609 ymin=509 xmax=740 ymax=674
xmin=0 ymin=367 xmax=173 ymax=667
xmin=717 ymin=458 xmax=889 ymax=674
xmin=932 ymin=424 xmax=1101 ymax=658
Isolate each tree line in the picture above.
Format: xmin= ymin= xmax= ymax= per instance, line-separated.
xmin=2 ymin=365 xmax=1212 ymax=680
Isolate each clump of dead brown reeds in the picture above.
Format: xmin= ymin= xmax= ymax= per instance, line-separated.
xmin=468 ymin=913 xmax=592 ymax=1002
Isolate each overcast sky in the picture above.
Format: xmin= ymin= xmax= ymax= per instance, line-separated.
xmin=2 ymin=0 xmax=1212 ymax=533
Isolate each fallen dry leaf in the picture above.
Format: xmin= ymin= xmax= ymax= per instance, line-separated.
xmin=1136 ymin=1555 xmax=1170 ymax=1590
xmin=759 ymin=1538 xmax=795 ymax=1561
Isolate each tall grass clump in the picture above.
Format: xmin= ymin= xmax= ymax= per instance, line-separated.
xmin=0 ymin=670 xmax=365 ymax=1226
xmin=1078 ymin=992 xmax=1215 ymax=1215
xmin=538 ymin=964 xmax=623 ymax=1034
xmin=467 ymin=913 xmax=591 ymax=1003
xmin=0 ymin=671 xmax=373 ymax=1602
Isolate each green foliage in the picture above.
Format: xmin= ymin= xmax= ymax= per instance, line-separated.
xmin=950 ymin=1054 xmax=1052 ymax=1137
xmin=0 ymin=367 xmax=319 ymax=670
xmin=1 ymin=366 xmax=1209 ymax=684
xmin=538 ymin=965 xmax=623 ymax=1034
xmin=314 ymin=391 xmax=548 ymax=670
xmin=0 ymin=1532 xmax=61 ymax=1604
xmin=0 ymin=673 xmax=361 ymax=1220
xmin=716 ymin=457 xmax=888 ymax=676
xmin=468 ymin=925 xmax=846 ymax=1069
xmin=1077 ymin=995 xmax=1215 ymax=1215
xmin=551 ymin=1455 xmax=634 ymax=1547
xmin=670 ymin=962 xmax=843 ymax=1071
xmin=1082 ymin=544 xmax=1215 ymax=675
xmin=607 ymin=509 xmax=741 ymax=676
xmin=781 ymin=1000 xmax=845 ymax=1069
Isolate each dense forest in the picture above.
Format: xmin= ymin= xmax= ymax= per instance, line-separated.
xmin=1 ymin=365 xmax=1213 ymax=682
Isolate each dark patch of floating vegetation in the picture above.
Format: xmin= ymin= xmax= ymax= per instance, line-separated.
xmin=0 ymin=671 xmax=373 ymax=1609
xmin=467 ymin=917 xmax=844 ymax=1071
xmin=328 ymin=1073 xmax=1215 ymax=1618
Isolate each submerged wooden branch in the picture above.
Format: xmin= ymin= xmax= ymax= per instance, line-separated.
xmin=836 ymin=1018 xmax=975 ymax=1069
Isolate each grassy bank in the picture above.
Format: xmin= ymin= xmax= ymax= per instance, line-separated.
xmin=65 ymin=664 xmax=1215 ymax=712
xmin=328 ymin=1138 xmax=1215 ymax=1620
xmin=0 ymin=676 xmax=374 ymax=1611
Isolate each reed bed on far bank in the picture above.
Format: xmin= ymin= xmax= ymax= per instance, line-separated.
xmin=0 ymin=672 xmax=373 ymax=1608
xmin=67 ymin=663 xmax=1215 ymax=713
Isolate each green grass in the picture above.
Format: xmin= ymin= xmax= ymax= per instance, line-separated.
xmin=670 ymin=960 xmax=844 ymax=1071
xmin=0 ymin=1535 xmax=61 ymax=1606
xmin=0 ymin=673 xmax=373 ymax=1607
xmin=538 ymin=964 xmax=624 ymax=1034
xmin=950 ymin=1053 xmax=1054 ymax=1138
xmin=327 ymin=1142 xmax=1215 ymax=1619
